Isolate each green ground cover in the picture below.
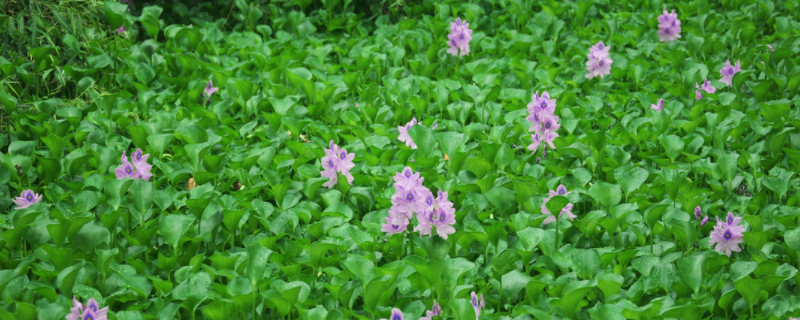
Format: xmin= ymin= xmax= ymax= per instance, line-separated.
xmin=1 ymin=0 xmax=800 ymax=319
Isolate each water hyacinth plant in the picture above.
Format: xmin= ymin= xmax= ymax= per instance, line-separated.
xmin=13 ymin=189 xmax=42 ymax=209
xmin=419 ymin=300 xmax=441 ymax=320
xmin=470 ymin=292 xmax=485 ymax=320
xmin=202 ymin=79 xmax=218 ymax=103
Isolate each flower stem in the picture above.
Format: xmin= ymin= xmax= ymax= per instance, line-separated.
xmin=555 ymin=216 xmax=560 ymax=254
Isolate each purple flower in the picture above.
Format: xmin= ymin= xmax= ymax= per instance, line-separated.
xmin=527 ymin=132 xmax=542 ymax=153
xmin=417 ymin=190 xmax=456 ymax=239
xmin=541 ymin=184 xmax=576 ymax=225
xmin=447 ymin=17 xmax=473 ymax=57
xmin=115 ymin=150 xmax=152 ymax=181
xmin=321 ymin=141 xmax=355 ymax=188
xmin=391 ymin=184 xmax=423 ymax=216
xmin=589 ymin=41 xmax=610 ymax=59
xmin=379 ymin=308 xmax=404 ymax=320
xmin=709 ymin=213 xmax=744 ymax=257
xmin=432 ymin=122 xmax=438 ymax=130
xmin=13 ymin=189 xmax=42 ymax=209
xmin=700 ymin=216 xmax=708 ymax=226
xmin=393 ymin=166 xmax=424 ymax=191
xmin=526 ymin=91 xmax=556 ymax=118
xmin=719 ymin=59 xmax=741 ymax=87
xmin=130 ymin=148 xmax=152 ymax=181
xmin=419 ymin=300 xmax=442 ymax=320
xmin=116 ymin=25 xmax=126 ymax=36
xmin=381 ymin=211 xmax=410 ymax=235
xmin=585 ymin=42 xmax=613 ymax=79
xmin=470 ymin=292 xmax=485 ymax=320
xmin=650 ymin=98 xmax=664 ymax=111
xmin=66 ymin=296 xmax=108 ymax=320
xmin=203 ymin=80 xmax=219 ymax=101
xmin=694 ymin=206 xmax=702 ymax=220
xmin=702 ymin=79 xmax=716 ymax=93
xmin=398 ymin=118 xmax=419 ymax=149
xmin=657 ymin=9 xmax=681 ymax=42
xmin=767 ymin=43 xmax=774 ymax=52
xmin=114 ymin=151 xmax=136 ymax=180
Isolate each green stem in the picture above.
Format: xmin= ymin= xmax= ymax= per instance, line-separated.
xmin=555 ymin=216 xmax=560 ymax=254
xmin=408 ymin=232 xmax=414 ymax=256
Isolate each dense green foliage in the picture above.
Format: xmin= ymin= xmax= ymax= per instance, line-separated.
xmin=2 ymin=0 xmax=800 ymax=319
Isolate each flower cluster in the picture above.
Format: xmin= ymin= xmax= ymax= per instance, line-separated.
xmin=695 ymin=79 xmax=716 ymax=100
xmin=115 ymin=148 xmax=153 ymax=181
xmin=541 ymin=184 xmax=576 ymax=224
xmin=657 ymin=9 xmax=681 ymax=42
xmin=382 ymin=167 xmax=456 ymax=239
xmin=447 ymin=17 xmax=473 ymax=57
xmin=320 ymin=141 xmax=355 ymax=189
xmin=694 ymin=206 xmax=708 ymax=226
xmin=709 ymin=212 xmax=745 ymax=257
xmin=419 ymin=300 xmax=442 ymax=320
xmin=66 ymin=297 xmax=108 ymax=320
xmin=719 ymin=59 xmax=741 ymax=87
xmin=470 ymin=292 xmax=485 ymax=320
xmin=13 ymin=189 xmax=42 ymax=209
xmin=585 ymin=41 xmax=613 ymax=79
xmin=525 ymin=91 xmax=560 ymax=155
xmin=397 ymin=118 xmax=419 ymax=149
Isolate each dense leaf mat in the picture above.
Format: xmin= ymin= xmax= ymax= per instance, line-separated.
xmin=1 ymin=0 xmax=800 ymax=319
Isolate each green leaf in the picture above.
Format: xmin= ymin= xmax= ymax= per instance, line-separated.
xmin=571 ymin=249 xmax=600 ymax=279
xmin=660 ymin=135 xmax=684 ymax=162
xmin=408 ymin=124 xmax=436 ymax=152
xmin=502 ymin=269 xmax=532 ymax=300
xmin=614 ymin=166 xmax=649 ymax=194
xmin=556 ymin=280 xmax=595 ymax=316
xmin=677 ymin=253 xmax=705 ymax=293
xmin=486 ymin=187 xmax=516 ymax=212
xmin=246 ymin=245 xmax=271 ymax=285
xmin=588 ymin=182 xmax=622 ymax=207
xmin=785 ymin=227 xmax=800 ymax=251
xmin=545 ymin=195 xmax=569 ymax=216
xmin=734 ymin=276 xmax=761 ymax=307
xmin=436 ymin=131 xmax=468 ymax=156
xmin=159 ymin=214 xmax=195 ymax=249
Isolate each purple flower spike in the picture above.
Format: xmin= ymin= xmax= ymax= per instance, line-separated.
xmin=719 ymin=59 xmax=741 ymax=87
xmin=585 ymin=41 xmax=613 ymax=79
xmin=116 ymin=25 xmax=126 ymax=35
xmin=447 ymin=17 xmax=473 ymax=57
xmin=657 ymin=9 xmax=682 ymax=42
xmin=13 ymin=189 xmax=42 ymax=209
xmin=203 ymin=80 xmax=219 ymax=101
xmin=321 ymin=141 xmax=355 ymax=188
xmin=650 ymin=98 xmax=664 ymax=111
xmin=700 ymin=216 xmax=708 ymax=226
xmin=694 ymin=206 xmax=702 ymax=220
